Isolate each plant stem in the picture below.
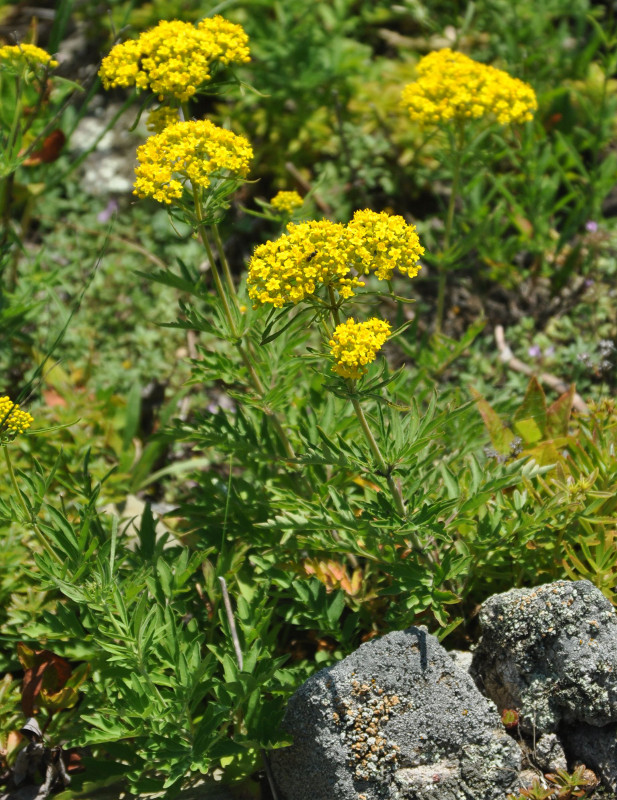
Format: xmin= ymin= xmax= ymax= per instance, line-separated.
xmin=3 ymin=445 xmax=59 ymax=561
xmin=350 ymin=396 xmax=407 ymax=518
xmin=436 ymin=121 xmax=465 ymax=334
xmin=211 ymin=223 xmax=238 ymax=301
xmin=327 ymin=287 xmax=406 ymax=518
xmin=192 ymin=189 xmax=297 ymax=462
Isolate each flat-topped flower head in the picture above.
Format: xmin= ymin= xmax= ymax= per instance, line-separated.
xmin=134 ymin=119 xmax=253 ymax=204
xmin=99 ymin=16 xmax=250 ymax=101
xmin=270 ymin=190 xmax=304 ymax=214
xmin=0 ymin=44 xmax=58 ymax=72
xmin=0 ymin=396 xmax=33 ymax=439
xmin=247 ymin=219 xmax=365 ymax=308
xmin=346 ymin=209 xmax=424 ymax=281
xmin=401 ymin=48 xmax=537 ymax=127
xmin=329 ymin=318 xmax=391 ymax=380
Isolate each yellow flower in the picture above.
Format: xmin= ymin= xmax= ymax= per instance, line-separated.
xmin=146 ymin=106 xmax=180 ymax=133
xmin=329 ymin=318 xmax=391 ymax=380
xmin=247 ymin=219 xmax=365 ymax=308
xmin=247 ymin=210 xmax=424 ymax=308
xmin=99 ymin=16 xmax=250 ymax=101
xmin=270 ymin=190 xmax=304 ymax=214
xmin=346 ymin=209 xmax=424 ymax=281
xmin=401 ymin=49 xmax=537 ymax=127
xmin=0 ymin=44 xmax=58 ymax=71
xmin=133 ymin=119 xmax=253 ymax=204
xmin=0 ymin=396 xmax=34 ymax=437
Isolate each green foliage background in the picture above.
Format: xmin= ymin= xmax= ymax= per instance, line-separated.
xmin=1 ymin=0 xmax=617 ymax=797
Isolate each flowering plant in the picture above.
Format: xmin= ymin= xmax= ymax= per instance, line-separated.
xmin=401 ymin=48 xmax=537 ymax=127
xmin=400 ymin=49 xmax=537 ymax=331
xmin=0 ymin=396 xmax=33 ymax=440
xmin=329 ymin=318 xmax=391 ymax=379
xmin=99 ymin=16 xmax=250 ymax=101
xmin=134 ymin=119 xmax=253 ymax=206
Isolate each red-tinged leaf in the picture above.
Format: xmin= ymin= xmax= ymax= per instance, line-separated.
xmin=546 ymin=384 xmax=575 ymax=439
xmin=22 ymin=129 xmax=66 ymax=166
xmin=65 ymin=750 xmax=85 ymax=773
xmin=512 ymin=377 xmax=547 ymax=444
xmin=501 ymin=708 xmax=519 ymax=729
xmin=18 ymin=644 xmax=72 ymax=716
xmin=470 ymin=387 xmax=515 ymax=454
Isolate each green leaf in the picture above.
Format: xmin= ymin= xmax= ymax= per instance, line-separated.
xmin=137 ymin=503 xmax=156 ymax=562
xmin=156 ymin=557 xmax=174 ymax=598
xmin=512 ymin=377 xmax=547 ymax=444
xmin=40 ymin=506 xmax=79 ymax=559
xmin=122 ymin=381 xmax=142 ymax=453
xmin=470 ymin=387 xmax=515 ymax=454
xmin=546 ymin=384 xmax=575 ymax=439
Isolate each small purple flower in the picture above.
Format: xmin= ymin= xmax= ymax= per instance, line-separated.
xmin=585 ymin=220 xmax=598 ymax=233
xmin=528 ymin=345 xmax=541 ymax=358
xmin=584 ymin=279 xmax=594 ymax=288
xmin=544 ymin=346 xmax=555 ymax=357
xmin=98 ymin=199 xmax=118 ymax=223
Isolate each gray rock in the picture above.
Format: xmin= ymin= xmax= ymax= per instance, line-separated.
xmin=561 ymin=722 xmax=617 ymax=792
xmin=471 ymin=580 xmax=617 ymax=734
xmin=271 ymin=628 xmax=521 ymax=800
xmin=449 ymin=650 xmax=473 ymax=674
xmin=534 ymin=733 xmax=567 ymax=773
xmin=70 ymin=100 xmax=145 ymax=196
xmin=517 ymin=769 xmax=545 ymax=790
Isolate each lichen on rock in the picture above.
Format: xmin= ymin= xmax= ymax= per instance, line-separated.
xmin=270 ymin=627 xmax=521 ymax=800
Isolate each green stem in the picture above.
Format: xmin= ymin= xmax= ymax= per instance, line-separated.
xmin=0 ymin=77 xmax=23 ymax=260
xmin=5 ymin=76 xmax=23 ymax=165
xmin=350 ymin=396 xmax=407 ymax=518
xmin=3 ymin=445 xmax=59 ymax=562
xmin=211 ymin=223 xmax=238 ymax=301
xmin=436 ymin=121 xmax=465 ymax=334
xmin=327 ymin=287 xmax=407 ymax=519
xmin=192 ymin=189 xmax=297 ymax=462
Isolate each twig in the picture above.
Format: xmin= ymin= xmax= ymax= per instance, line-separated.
xmin=494 ymin=325 xmax=589 ymax=414
xmin=218 ymin=577 xmax=243 ymax=670
xmin=260 ymin=750 xmax=280 ymax=800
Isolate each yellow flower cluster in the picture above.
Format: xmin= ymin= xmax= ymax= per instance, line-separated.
xmin=247 ymin=211 xmax=423 ymax=308
xmin=247 ymin=220 xmax=364 ymax=307
xmin=0 ymin=44 xmax=58 ymax=70
xmin=270 ymin=190 xmax=304 ymax=214
xmin=329 ymin=318 xmax=391 ymax=380
xmin=134 ymin=119 xmax=253 ymax=204
xmin=0 ymin=396 xmax=34 ymax=436
xmin=99 ymin=16 xmax=250 ymax=101
xmin=346 ymin=209 xmax=424 ymax=280
xmin=401 ymin=49 xmax=537 ymax=127
xmin=146 ymin=106 xmax=180 ymax=133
